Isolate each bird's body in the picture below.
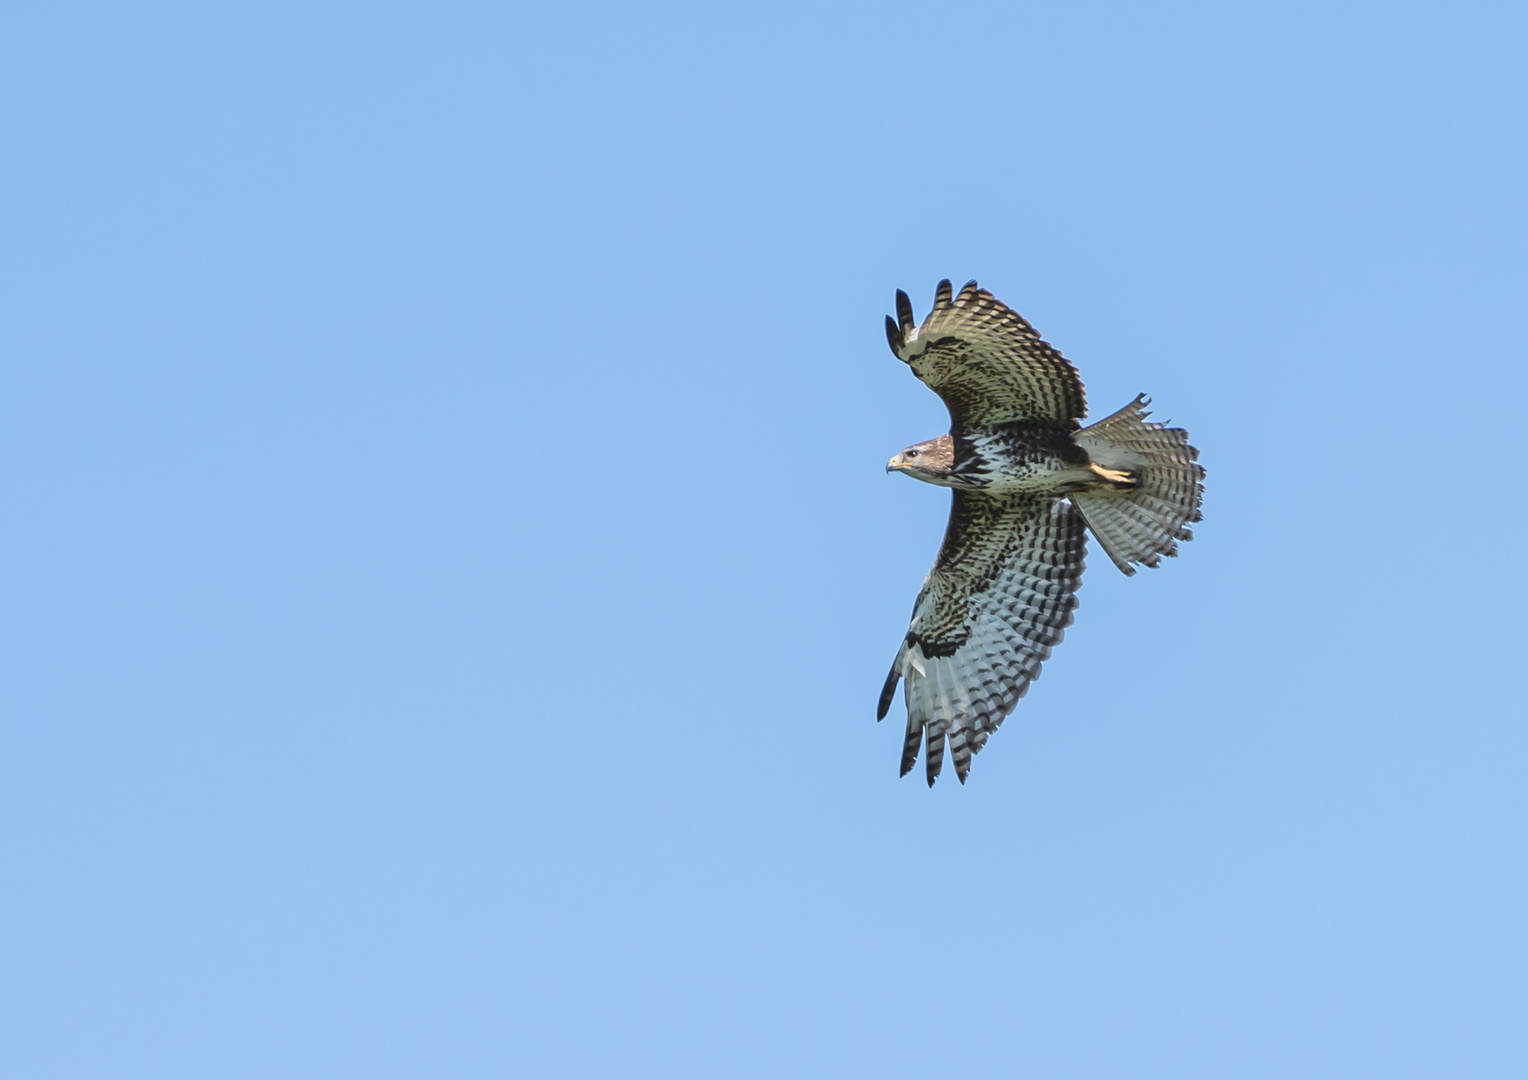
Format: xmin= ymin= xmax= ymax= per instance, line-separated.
xmin=907 ymin=425 xmax=1096 ymax=493
xmin=880 ymin=280 xmax=1204 ymax=785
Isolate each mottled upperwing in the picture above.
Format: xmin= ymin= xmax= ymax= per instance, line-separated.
xmin=885 ymin=279 xmax=1087 ymax=428
xmin=878 ymin=492 xmax=1087 ymax=785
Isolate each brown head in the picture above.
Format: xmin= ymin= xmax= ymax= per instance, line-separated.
xmin=886 ymin=434 xmax=955 ymax=486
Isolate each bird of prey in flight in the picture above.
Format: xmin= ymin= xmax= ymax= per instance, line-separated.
xmin=880 ymin=280 xmax=1204 ymax=785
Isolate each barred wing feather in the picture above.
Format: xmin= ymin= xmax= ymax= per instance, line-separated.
xmin=885 ymin=280 xmax=1087 ymax=428
xmin=878 ymin=493 xmax=1087 ymax=785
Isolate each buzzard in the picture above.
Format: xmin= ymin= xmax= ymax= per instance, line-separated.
xmin=879 ymin=280 xmax=1204 ymax=785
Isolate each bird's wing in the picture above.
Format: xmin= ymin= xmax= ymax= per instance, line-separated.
xmin=877 ymin=492 xmax=1086 ymax=785
xmin=885 ymin=279 xmax=1087 ymax=428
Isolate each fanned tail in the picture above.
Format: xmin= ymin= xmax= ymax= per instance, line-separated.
xmin=1073 ymin=394 xmax=1204 ymax=575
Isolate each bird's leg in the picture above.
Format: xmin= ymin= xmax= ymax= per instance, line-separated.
xmin=1089 ymin=463 xmax=1136 ymax=487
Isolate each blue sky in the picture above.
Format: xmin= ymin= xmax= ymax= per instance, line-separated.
xmin=3 ymin=2 xmax=1526 ymax=1076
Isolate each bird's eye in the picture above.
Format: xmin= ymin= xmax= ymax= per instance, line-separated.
xmin=907 ymin=449 xmax=919 ymax=458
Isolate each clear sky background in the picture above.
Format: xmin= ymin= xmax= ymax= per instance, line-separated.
xmin=3 ymin=2 xmax=1526 ymax=1077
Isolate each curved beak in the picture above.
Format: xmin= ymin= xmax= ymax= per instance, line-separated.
xmin=886 ymin=457 xmax=902 ymax=473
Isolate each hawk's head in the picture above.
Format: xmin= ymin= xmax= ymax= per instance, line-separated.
xmin=887 ymin=435 xmax=955 ymax=486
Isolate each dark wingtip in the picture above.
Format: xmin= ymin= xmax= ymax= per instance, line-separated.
xmin=895 ymin=289 xmax=915 ymax=335
xmin=877 ymin=666 xmax=900 ymax=721
xmin=926 ymin=773 xmax=937 ymax=788
xmin=956 ymin=280 xmax=979 ymax=304
xmin=933 ymin=279 xmax=953 ymax=308
xmin=885 ymin=315 xmax=902 ymax=354
xmin=899 ymin=712 xmax=923 ymax=778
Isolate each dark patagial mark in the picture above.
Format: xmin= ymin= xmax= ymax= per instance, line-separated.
xmin=907 ymin=630 xmax=965 ymax=659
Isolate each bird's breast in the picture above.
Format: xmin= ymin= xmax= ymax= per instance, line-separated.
xmin=952 ymin=425 xmax=1094 ymax=494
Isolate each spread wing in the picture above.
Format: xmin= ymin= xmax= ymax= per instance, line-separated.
xmin=885 ymin=279 xmax=1087 ymax=428
xmin=877 ymin=493 xmax=1086 ymax=785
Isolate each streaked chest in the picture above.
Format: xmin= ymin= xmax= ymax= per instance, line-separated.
xmin=949 ymin=424 xmax=1091 ymax=492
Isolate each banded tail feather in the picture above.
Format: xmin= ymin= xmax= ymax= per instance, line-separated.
xmin=1072 ymin=394 xmax=1205 ymax=575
